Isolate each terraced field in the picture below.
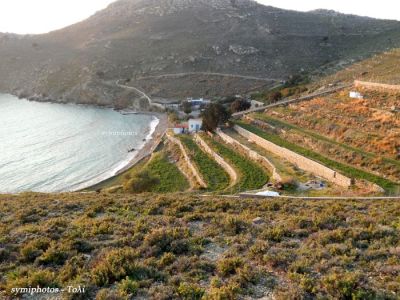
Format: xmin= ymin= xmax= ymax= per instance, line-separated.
xmin=179 ymin=135 xmax=230 ymax=192
xmin=235 ymin=121 xmax=399 ymax=194
xmin=251 ymin=113 xmax=400 ymax=183
xmin=143 ymin=152 xmax=190 ymax=193
xmin=266 ymin=89 xmax=399 ymax=159
xmin=200 ymin=134 xmax=269 ymax=193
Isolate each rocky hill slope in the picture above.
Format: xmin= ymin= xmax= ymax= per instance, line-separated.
xmin=1 ymin=0 xmax=400 ymax=108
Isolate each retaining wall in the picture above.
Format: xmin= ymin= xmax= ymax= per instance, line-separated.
xmin=216 ymin=129 xmax=282 ymax=182
xmin=194 ymin=134 xmax=238 ymax=187
xmin=166 ymin=133 xmax=207 ymax=189
xmin=234 ymin=125 xmax=353 ymax=188
xmin=354 ymin=80 xmax=400 ymax=91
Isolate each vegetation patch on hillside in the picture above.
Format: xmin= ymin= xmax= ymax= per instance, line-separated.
xmin=179 ymin=135 xmax=230 ymax=191
xmin=200 ymin=134 xmax=269 ymax=193
xmin=131 ymin=152 xmax=189 ymax=193
xmin=1 ymin=193 xmax=400 ymax=299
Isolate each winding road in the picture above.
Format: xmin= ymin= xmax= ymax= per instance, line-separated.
xmin=116 ymin=80 xmax=164 ymax=110
xmin=135 ymin=72 xmax=281 ymax=82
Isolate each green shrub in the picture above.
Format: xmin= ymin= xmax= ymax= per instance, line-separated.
xmin=159 ymin=252 xmax=176 ymax=268
xmin=208 ymin=283 xmax=241 ymax=300
xmin=178 ymin=282 xmax=205 ymax=300
xmin=36 ymin=244 xmax=69 ymax=266
xmin=0 ymin=248 xmax=9 ymax=262
xmin=4 ymin=268 xmax=58 ymax=294
xmin=217 ymin=258 xmax=243 ymax=277
xmin=20 ymin=238 xmax=51 ymax=262
xmin=144 ymin=228 xmax=190 ymax=256
xmin=117 ymin=277 xmax=139 ymax=296
xmin=91 ymin=248 xmax=156 ymax=286
xmin=96 ymin=288 xmax=127 ymax=300
xmin=220 ymin=216 xmax=247 ymax=235
xmin=322 ymin=272 xmax=364 ymax=299
xmin=123 ymin=170 xmax=160 ymax=193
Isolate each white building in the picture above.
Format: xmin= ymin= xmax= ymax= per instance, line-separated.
xmin=188 ymin=118 xmax=203 ymax=133
xmin=349 ymin=91 xmax=363 ymax=99
xmin=173 ymin=123 xmax=188 ymax=134
xmin=251 ymin=100 xmax=264 ymax=108
xmin=186 ymin=98 xmax=211 ymax=107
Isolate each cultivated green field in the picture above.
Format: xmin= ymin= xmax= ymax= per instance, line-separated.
xmin=179 ymin=135 xmax=230 ymax=192
xmin=201 ymin=134 xmax=269 ymax=193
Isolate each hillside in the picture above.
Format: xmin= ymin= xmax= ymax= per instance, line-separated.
xmin=1 ymin=0 xmax=400 ymax=108
xmin=0 ymin=192 xmax=400 ymax=299
xmin=316 ymin=48 xmax=400 ymax=85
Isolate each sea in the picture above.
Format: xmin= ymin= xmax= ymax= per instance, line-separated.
xmin=0 ymin=94 xmax=158 ymax=193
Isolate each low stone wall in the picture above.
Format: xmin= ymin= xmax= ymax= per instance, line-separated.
xmin=194 ymin=134 xmax=238 ymax=187
xmin=354 ymin=80 xmax=400 ymax=91
xmin=166 ymin=133 xmax=207 ymax=189
xmin=234 ymin=125 xmax=353 ymax=188
xmin=216 ymin=129 xmax=282 ymax=182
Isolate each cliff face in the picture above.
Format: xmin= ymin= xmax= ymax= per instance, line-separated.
xmin=1 ymin=0 xmax=400 ymax=108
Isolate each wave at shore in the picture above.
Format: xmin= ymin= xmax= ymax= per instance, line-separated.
xmin=70 ymin=115 xmax=160 ymax=192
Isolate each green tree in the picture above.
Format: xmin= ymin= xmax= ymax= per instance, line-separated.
xmin=181 ymin=101 xmax=192 ymax=115
xmin=201 ymin=103 xmax=231 ymax=132
xmin=230 ymin=99 xmax=251 ymax=113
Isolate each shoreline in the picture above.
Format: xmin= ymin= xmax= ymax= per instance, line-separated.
xmin=0 ymin=92 xmax=169 ymax=193
xmin=77 ymin=112 xmax=169 ymax=191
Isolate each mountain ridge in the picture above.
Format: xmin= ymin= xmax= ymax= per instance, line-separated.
xmin=1 ymin=0 xmax=400 ymax=108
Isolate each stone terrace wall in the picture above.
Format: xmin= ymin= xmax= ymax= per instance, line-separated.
xmin=166 ymin=133 xmax=207 ymax=189
xmin=216 ymin=129 xmax=282 ymax=182
xmin=234 ymin=125 xmax=353 ymax=188
xmin=354 ymin=80 xmax=400 ymax=91
xmin=194 ymin=134 xmax=238 ymax=187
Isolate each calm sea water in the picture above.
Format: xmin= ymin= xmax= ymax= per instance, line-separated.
xmin=0 ymin=94 xmax=158 ymax=193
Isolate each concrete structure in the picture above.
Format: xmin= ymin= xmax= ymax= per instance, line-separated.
xmin=251 ymin=100 xmax=264 ymax=109
xmin=188 ymin=119 xmax=203 ymax=133
xmin=349 ymin=91 xmax=363 ymax=99
xmin=354 ymin=80 xmax=400 ymax=92
xmin=234 ymin=125 xmax=353 ymax=188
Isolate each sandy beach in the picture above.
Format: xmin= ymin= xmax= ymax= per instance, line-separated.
xmin=116 ymin=112 xmax=169 ymax=175
xmin=77 ymin=112 xmax=169 ymax=191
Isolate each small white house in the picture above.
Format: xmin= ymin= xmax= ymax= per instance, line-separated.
xmin=251 ymin=100 xmax=264 ymax=108
xmin=349 ymin=91 xmax=363 ymax=99
xmin=188 ymin=118 xmax=203 ymax=133
xmin=173 ymin=123 xmax=188 ymax=135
